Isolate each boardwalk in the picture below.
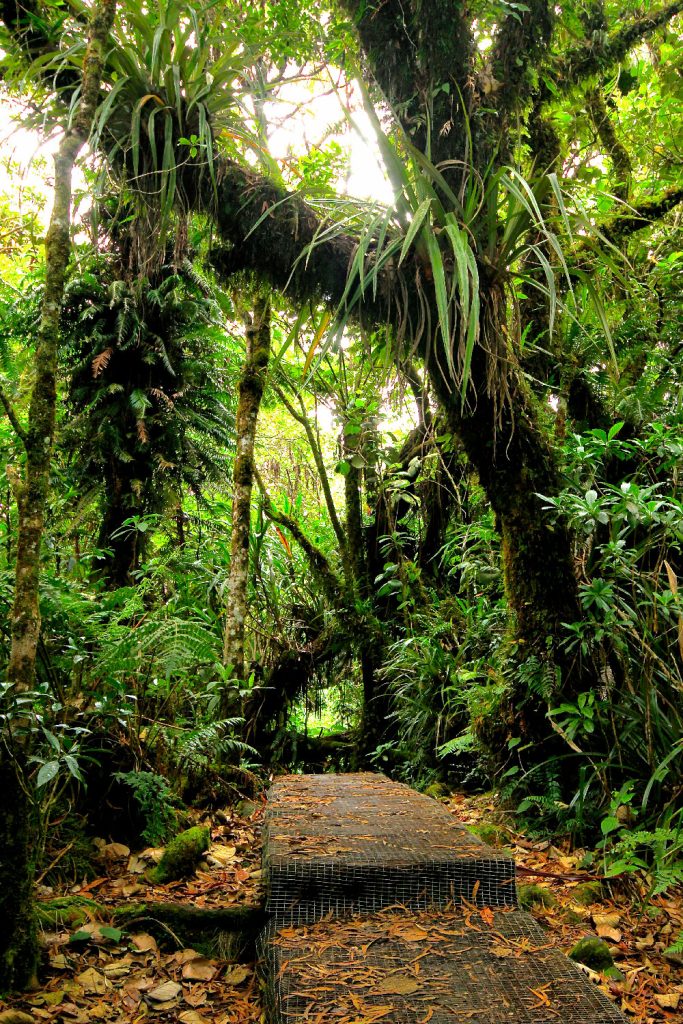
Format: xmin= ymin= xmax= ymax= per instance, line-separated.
xmin=261 ymin=774 xmax=627 ymax=1024
xmin=263 ymin=772 xmax=516 ymax=923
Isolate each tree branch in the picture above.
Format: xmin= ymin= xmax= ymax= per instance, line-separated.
xmin=575 ymin=185 xmax=683 ymax=254
xmin=0 ymin=386 xmax=27 ymax=446
xmin=253 ymin=466 xmax=346 ymax=607
xmin=585 ymin=87 xmax=632 ymax=203
xmin=272 ymin=382 xmax=351 ymax=578
xmin=551 ymin=0 xmax=683 ymax=94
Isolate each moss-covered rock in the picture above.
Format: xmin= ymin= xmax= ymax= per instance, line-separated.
xmin=423 ymin=783 xmax=450 ymax=800
xmin=147 ymin=826 xmax=210 ymax=884
xmin=571 ymin=882 xmax=604 ymax=906
xmin=569 ymin=936 xmax=623 ymax=979
xmin=518 ymin=884 xmax=557 ymax=910
xmin=466 ymin=823 xmax=507 ymax=848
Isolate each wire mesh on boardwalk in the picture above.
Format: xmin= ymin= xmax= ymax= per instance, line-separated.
xmin=262 ymin=906 xmax=628 ymax=1024
xmin=260 ymin=774 xmax=628 ymax=1024
xmin=263 ymin=773 xmax=517 ymax=924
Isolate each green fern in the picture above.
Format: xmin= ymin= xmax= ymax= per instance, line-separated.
xmin=172 ymin=719 xmax=258 ymax=772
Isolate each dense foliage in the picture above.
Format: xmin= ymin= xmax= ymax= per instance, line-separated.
xmin=0 ymin=0 xmax=682 ymax=990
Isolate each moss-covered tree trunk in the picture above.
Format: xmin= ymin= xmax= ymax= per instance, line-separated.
xmin=344 ymin=465 xmax=367 ymax=594
xmin=0 ymin=0 xmax=116 ymax=990
xmin=222 ymin=294 xmax=271 ymax=688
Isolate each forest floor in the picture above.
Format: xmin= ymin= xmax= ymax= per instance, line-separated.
xmin=0 ymin=787 xmax=681 ymax=1024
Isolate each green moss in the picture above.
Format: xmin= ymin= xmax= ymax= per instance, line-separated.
xmin=423 ymin=782 xmax=450 ymax=799
xmin=466 ymin=823 xmax=508 ymax=848
xmin=571 ymin=882 xmax=604 ymax=906
xmin=569 ymin=937 xmax=623 ymax=979
xmin=36 ymin=896 xmax=102 ymax=930
xmin=147 ymin=826 xmax=210 ymax=884
xmin=518 ymin=884 xmax=557 ymax=910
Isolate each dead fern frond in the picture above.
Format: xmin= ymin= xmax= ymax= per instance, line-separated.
xmin=150 ymin=387 xmax=175 ymax=408
xmin=92 ymin=347 xmax=114 ymax=377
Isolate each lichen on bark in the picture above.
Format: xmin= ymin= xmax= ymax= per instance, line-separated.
xmin=222 ymin=293 xmax=272 ymax=691
xmin=0 ymin=0 xmax=117 ymax=992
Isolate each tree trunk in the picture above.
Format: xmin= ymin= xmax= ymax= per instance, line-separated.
xmin=94 ymin=474 xmax=142 ymax=588
xmin=222 ymin=295 xmax=271 ymax=688
xmin=0 ymin=749 xmax=37 ymax=992
xmin=344 ymin=465 xmax=368 ymax=593
xmin=429 ymin=330 xmax=593 ymax=723
xmin=0 ymin=0 xmax=116 ymax=990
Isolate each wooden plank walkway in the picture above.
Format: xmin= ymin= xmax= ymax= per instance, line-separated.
xmin=261 ymin=773 xmax=628 ymax=1024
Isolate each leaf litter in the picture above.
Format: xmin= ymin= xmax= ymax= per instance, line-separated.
xmin=0 ymin=788 xmax=680 ymax=1024
xmin=0 ymin=800 xmax=264 ymax=1024
xmin=444 ymin=793 xmax=683 ymax=1024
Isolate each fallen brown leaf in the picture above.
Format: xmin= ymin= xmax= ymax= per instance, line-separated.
xmin=74 ymin=968 xmax=109 ymax=995
xmin=224 ymin=965 xmax=251 ymax=986
xmin=655 ymin=993 xmax=681 ymax=1011
xmin=100 ymin=842 xmax=130 ymax=862
xmin=596 ymin=925 xmax=622 ymax=943
xmin=130 ymin=933 xmax=158 ymax=954
xmin=593 ymin=913 xmax=621 ymax=929
xmin=182 ymin=958 xmax=218 ymax=982
xmin=375 ymin=974 xmax=419 ymax=995
xmin=147 ymin=981 xmax=182 ymax=1002
xmin=179 ymin=1012 xmax=211 ymax=1024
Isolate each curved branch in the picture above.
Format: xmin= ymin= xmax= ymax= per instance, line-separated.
xmin=576 ymin=185 xmax=683 ymax=254
xmin=254 ymin=466 xmax=347 ymax=607
xmin=551 ymin=0 xmax=683 ymax=95
xmin=0 ymin=386 xmax=27 ymax=446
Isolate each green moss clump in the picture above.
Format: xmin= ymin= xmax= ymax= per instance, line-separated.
xmin=423 ymin=783 xmax=450 ymax=799
xmin=466 ymin=823 xmax=507 ymax=848
xmin=571 ymin=882 xmax=604 ymax=906
xmin=147 ymin=826 xmax=210 ymax=884
xmin=36 ymin=896 xmax=102 ymax=929
xmin=518 ymin=884 xmax=557 ymax=910
xmin=569 ymin=937 xmax=623 ymax=979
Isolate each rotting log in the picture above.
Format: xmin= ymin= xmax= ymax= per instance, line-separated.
xmin=37 ymin=897 xmax=267 ymax=957
xmin=113 ymin=901 xmax=266 ymax=937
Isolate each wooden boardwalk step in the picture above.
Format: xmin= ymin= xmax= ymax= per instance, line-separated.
xmin=263 ymin=773 xmax=517 ymax=923
xmin=263 ymin=905 xmax=627 ymax=1024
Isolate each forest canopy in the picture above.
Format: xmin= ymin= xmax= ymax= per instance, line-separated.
xmin=0 ymin=0 xmax=682 ymax=994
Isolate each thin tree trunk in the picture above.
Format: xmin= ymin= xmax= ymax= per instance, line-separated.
xmin=0 ymin=0 xmax=116 ymax=990
xmin=273 ymin=384 xmax=353 ymax=588
xmin=222 ymin=295 xmax=271 ymax=684
xmin=344 ymin=465 xmax=368 ymax=593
